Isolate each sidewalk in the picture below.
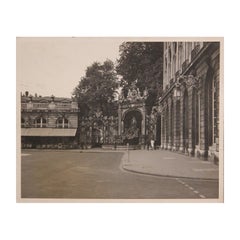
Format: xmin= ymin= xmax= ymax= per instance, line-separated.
xmin=122 ymin=149 xmax=219 ymax=180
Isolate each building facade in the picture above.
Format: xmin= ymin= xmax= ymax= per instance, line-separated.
xmin=159 ymin=42 xmax=220 ymax=162
xmin=20 ymin=41 xmax=221 ymax=160
xmin=21 ymin=92 xmax=79 ymax=149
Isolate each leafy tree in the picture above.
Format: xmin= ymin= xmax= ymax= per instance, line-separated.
xmin=116 ymin=42 xmax=163 ymax=113
xmin=72 ymin=60 xmax=118 ymax=117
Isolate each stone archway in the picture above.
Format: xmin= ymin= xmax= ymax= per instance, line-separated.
xmin=122 ymin=110 xmax=142 ymax=145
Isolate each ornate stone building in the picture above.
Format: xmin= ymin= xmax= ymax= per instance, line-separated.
xmin=78 ymin=81 xmax=156 ymax=150
xmin=117 ymin=81 xmax=148 ymax=148
xmin=159 ymin=42 xmax=220 ymax=162
xmin=21 ymin=92 xmax=79 ymax=149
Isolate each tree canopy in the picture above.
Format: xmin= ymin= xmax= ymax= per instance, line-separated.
xmin=73 ymin=42 xmax=164 ymax=117
xmin=72 ymin=60 xmax=118 ymax=117
xmin=116 ymin=42 xmax=163 ymax=113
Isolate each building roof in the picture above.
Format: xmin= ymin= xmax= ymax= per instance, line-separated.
xmin=21 ymin=96 xmax=74 ymax=103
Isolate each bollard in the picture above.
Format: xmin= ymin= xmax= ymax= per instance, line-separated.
xmin=127 ymin=143 xmax=129 ymax=163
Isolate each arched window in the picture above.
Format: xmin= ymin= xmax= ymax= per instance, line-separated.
xmin=21 ymin=118 xmax=25 ymax=128
xmin=56 ymin=117 xmax=69 ymax=128
xmin=42 ymin=118 xmax=47 ymax=128
xmin=34 ymin=117 xmax=47 ymax=128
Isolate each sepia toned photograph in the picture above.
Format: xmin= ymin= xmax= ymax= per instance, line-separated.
xmin=16 ymin=37 xmax=223 ymax=202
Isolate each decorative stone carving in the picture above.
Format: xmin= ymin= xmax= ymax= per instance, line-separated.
xmin=178 ymin=74 xmax=199 ymax=89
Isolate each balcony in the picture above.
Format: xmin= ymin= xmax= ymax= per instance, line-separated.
xmin=21 ymin=103 xmax=27 ymax=109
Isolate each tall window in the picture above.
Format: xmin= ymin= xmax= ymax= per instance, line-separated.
xmin=34 ymin=117 xmax=47 ymax=128
xmin=21 ymin=118 xmax=25 ymax=128
xmin=178 ymin=42 xmax=183 ymax=69
xmin=56 ymin=117 xmax=69 ymax=128
xmin=183 ymin=89 xmax=189 ymax=149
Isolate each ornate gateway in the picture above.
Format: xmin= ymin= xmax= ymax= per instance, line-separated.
xmin=79 ymin=81 xmax=161 ymax=149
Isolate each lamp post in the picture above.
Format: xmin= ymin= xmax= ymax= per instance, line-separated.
xmin=76 ymin=93 xmax=81 ymax=148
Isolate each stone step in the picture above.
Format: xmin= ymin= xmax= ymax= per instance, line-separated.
xmin=116 ymin=145 xmax=141 ymax=150
xmin=101 ymin=144 xmax=141 ymax=150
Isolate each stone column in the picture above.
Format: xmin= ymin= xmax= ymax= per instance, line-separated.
xmin=168 ymin=98 xmax=172 ymax=150
xmin=161 ymin=113 xmax=165 ymax=149
xmin=194 ymin=91 xmax=201 ymax=157
xmin=172 ymin=98 xmax=177 ymax=151
xmin=198 ymin=71 xmax=209 ymax=159
xmin=165 ymin=105 xmax=169 ymax=150
xmin=164 ymin=105 xmax=168 ymax=149
xmin=187 ymin=86 xmax=194 ymax=156
xmin=179 ymin=89 xmax=184 ymax=152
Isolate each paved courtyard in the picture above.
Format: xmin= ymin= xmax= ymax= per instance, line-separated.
xmin=20 ymin=150 xmax=219 ymax=200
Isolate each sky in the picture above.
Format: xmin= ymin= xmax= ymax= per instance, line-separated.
xmin=17 ymin=37 xmax=124 ymax=98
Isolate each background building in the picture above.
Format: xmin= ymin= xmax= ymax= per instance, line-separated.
xmin=159 ymin=41 xmax=220 ymax=162
xmin=21 ymin=92 xmax=79 ymax=149
xmin=20 ymin=41 xmax=221 ymax=161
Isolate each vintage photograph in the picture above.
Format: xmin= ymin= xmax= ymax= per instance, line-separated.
xmin=17 ymin=37 xmax=223 ymax=202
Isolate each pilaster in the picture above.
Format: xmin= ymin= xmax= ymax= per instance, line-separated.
xmin=172 ymin=98 xmax=179 ymax=151
xmin=187 ymin=86 xmax=194 ymax=156
xmin=179 ymin=88 xmax=184 ymax=152
xmin=168 ymin=97 xmax=172 ymax=150
xmin=199 ymin=72 xmax=209 ymax=159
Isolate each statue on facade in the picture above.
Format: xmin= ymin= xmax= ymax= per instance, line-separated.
xmin=130 ymin=116 xmax=137 ymax=128
xmin=123 ymin=116 xmax=139 ymax=144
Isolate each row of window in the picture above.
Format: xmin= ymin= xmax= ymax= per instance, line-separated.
xmin=21 ymin=117 xmax=69 ymax=128
xmin=164 ymin=42 xmax=203 ymax=84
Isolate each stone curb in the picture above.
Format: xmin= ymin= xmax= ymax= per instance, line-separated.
xmin=121 ymin=165 xmax=219 ymax=181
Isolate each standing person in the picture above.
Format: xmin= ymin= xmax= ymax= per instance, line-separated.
xmin=148 ymin=130 xmax=154 ymax=150
xmin=150 ymin=138 xmax=155 ymax=150
xmin=147 ymin=138 xmax=150 ymax=150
